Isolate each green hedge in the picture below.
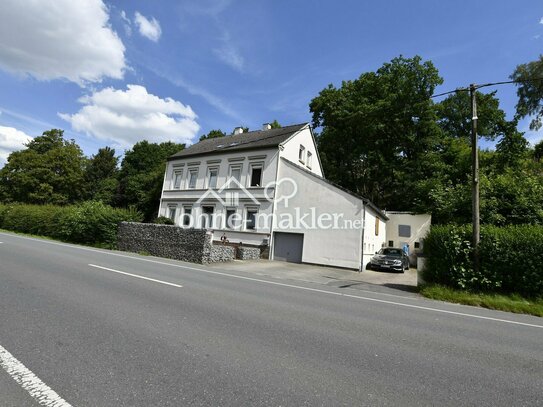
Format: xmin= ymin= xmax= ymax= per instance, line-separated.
xmin=424 ymin=224 xmax=543 ymax=297
xmin=0 ymin=201 xmax=142 ymax=247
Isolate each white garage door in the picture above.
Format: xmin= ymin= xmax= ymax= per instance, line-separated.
xmin=273 ymin=232 xmax=304 ymax=263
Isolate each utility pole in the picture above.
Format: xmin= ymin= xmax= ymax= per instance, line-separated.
xmin=470 ymin=84 xmax=480 ymax=272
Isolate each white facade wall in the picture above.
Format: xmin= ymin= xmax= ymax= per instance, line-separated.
xmin=159 ymin=148 xmax=278 ymax=244
xmin=361 ymin=208 xmax=388 ymax=268
xmin=279 ymin=127 xmax=323 ymax=177
xmin=385 ymin=212 xmax=431 ymax=265
xmin=273 ymin=159 xmax=364 ymax=269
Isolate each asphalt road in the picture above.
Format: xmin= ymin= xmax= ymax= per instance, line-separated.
xmin=0 ymin=231 xmax=542 ymax=406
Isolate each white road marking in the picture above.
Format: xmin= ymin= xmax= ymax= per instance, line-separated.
xmin=0 ymin=343 xmax=72 ymax=407
xmin=1 ymin=231 xmax=542 ymax=329
xmin=88 ymin=264 xmax=183 ymax=288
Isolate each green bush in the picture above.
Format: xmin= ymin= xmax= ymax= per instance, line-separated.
xmin=153 ymin=216 xmax=175 ymax=225
xmin=0 ymin=201 xmax=142 ymax=247
xmin=424 ymin=224 xmax=543 ymax=297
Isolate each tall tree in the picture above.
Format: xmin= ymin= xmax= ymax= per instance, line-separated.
xmin=310 ymin=55 xmax=443 ymax=209
xmin=117 ymin=140 xmax=184 ymax=220
xmin=436 ymin=90 xmax=510 ymax=141
xmin=511 ymin=55 xmax=543 ymax=130
xmin=269 ymin=120 xmax=281 ymax=129
xmin=199 ymin=129 xmax=226 ymax=141
xmin=85 ymin=146 xmax=119 ymax=205
xmin=0 ymin=129 xmax=86 ymax=204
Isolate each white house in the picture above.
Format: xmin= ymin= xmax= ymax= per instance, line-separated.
xmin=159 ymin=123 xmax=389 ymax=270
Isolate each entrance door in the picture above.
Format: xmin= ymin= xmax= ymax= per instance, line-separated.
xmin=273 ymin=232 xmax=304 ymax=263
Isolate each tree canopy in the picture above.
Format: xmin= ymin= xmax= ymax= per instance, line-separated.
xmin=117 ymin=140 xmax=184 ymax=220
xmin=511 ymin=55 xmax=543 ymax=130
xmin=0 ymin=129 xmax=86 ymax=204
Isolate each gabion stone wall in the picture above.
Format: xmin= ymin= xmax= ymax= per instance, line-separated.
xmin=238 ymin=247 xmax=261 ymax=260
xmin=210 ymin=245 xmax=236 ymax=262
xmin=117 ymin=222 xmax=232 ymax=264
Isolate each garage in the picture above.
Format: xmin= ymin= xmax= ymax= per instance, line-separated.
xmin=272 ymin=232 xmax=304 ymax=263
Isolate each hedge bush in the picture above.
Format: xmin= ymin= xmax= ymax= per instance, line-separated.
xmin=424 ymin=224 xmax=543 ymax=297
xmin=0 ymin=201 xmax=142 ymax=247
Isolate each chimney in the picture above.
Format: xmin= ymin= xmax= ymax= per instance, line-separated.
xmin=233 ymin=126 xmax=244 ymax=135
xmin=262 ymin=123 xmax=272 ymax=131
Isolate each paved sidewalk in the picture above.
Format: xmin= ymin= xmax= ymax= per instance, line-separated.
xmin=208 ymin=259 xmax=419 ymax=296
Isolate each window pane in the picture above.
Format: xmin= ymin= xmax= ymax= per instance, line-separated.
xmin=250 ymin=167 xmax=262 ymax=187
xmin=189 ymin=171 xmax=197 ymax=188
xmin=398 ymin=225 xmax=411 ymax=237
xmin=168 ymin=207 xmax=176 ymax=221
xmin=183 ymin=207 xmax=192 ymax=226
xmin=307 ymin=152 xmax=312 ymax=168
xmin=202 ymin=206 xmax=214 ymax=228
xmin=299 ymin=145 xmax=305 ymax=162
xmin=208 ymin=169 xmax=217 ymax=188
xmin=231 ymin=168 xmax=241 ymax=183
xmin=173 ymin=172 xmax=182 ymax=189
xmin=246 ymin=210 xmax=257 ymax=230
xmin=226 ymin=209 xmax=236 ymax=229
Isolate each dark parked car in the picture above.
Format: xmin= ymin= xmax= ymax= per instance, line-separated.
xmin=367 ymin=248 xmax=410 ymax=273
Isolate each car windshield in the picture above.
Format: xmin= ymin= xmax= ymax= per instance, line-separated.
xmin=379 ymin=248 xmax=403 ymax=257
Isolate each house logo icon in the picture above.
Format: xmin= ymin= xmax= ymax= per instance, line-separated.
xmin=195 ymin=176 xmax=262 ymax=206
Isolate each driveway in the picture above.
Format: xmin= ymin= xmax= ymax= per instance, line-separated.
xmin=208 ymin=259 xmax=418 ymax=295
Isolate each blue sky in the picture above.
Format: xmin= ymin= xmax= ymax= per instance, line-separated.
xmin=0 ymin=0 xmax=542 ymax=164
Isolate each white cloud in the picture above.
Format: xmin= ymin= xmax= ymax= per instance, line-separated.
xmin=213 ymin=44 xmax=244 ymax=72
xmin=213 ymin=31 xmax=244 ymax=72
xmin=540 ymin=17 xmax=543 ymax=24
xmin=0 ymin=0 xmax=126 ymax=85
xmin=120 ymin=10 xmax=132 ymax=36
xmin=134 ymin=12 xmax=162 ymax=42
xmin=59 ymin=85 xmax=200 ymax=147
xmin=0 ymin=125 xmax=32 ymax=165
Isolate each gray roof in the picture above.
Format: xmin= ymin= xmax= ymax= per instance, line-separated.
xmin=169 ymin=123 xmax=308 ymax=160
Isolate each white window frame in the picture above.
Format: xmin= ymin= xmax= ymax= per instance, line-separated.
xmin=187 ymin=168 xmax=198 ymax=189
xmin=201 ymin=205 xmax=215 ymax=229
xmin=245 ymin=207 xmax=258 ymax=231
xmin=228 ymin=164 xmax=243 ymax=187
xmin=299 ymin=144 xmax=305 ymax=163
xmin=225 ymin=208 xmax=238 ymax=229
xmin=167 ymin=205 xmax=177 ymax=222
xmin=207 ymin=167 xmax=219 ymax=189
xmin=182 ymin=205 xmax=193 ymax=227
xmin=306 ymin=151 xmax=312 ymax=169
xmin=248 ymin=163 xmax=263 ymax=188
xmin=172 ymin=169 xmax=183 ymax=189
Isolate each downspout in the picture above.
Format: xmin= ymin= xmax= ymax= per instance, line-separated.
xmin=268 ymin=147 xmax=282 ymax=260
xmin=359 ymin=200 xmax=366 ymax=272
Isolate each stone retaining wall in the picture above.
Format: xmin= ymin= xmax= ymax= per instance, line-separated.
xmin=118 ymin=222 xmax=236 ymax=264
xmin=210 ymin=245 xmax=236 ymax=262
xmin=238 ymin=246 xmax=261 ymax=260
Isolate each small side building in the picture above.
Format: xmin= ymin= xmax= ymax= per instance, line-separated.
xmin=384 ymin=212 xmax=431 ymax=266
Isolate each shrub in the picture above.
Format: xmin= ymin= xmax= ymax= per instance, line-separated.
xmin=424 ymin=224 xmax=543 ymax=297
xmin=0 ymin=201 xmax=142 ymax=247
xmin=57 ymin=201 xmax=142 ymax=246
xmin=154 ymin=216 xmax=175 ymax=225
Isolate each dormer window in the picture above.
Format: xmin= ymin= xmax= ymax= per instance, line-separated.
xmin=299 ymin=145 xmax=305 ymax=163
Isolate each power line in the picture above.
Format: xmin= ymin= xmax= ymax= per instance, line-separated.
xmin=431 ymin=76 xmax=543 ymax=99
